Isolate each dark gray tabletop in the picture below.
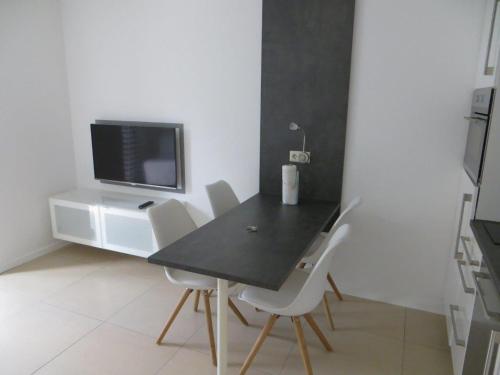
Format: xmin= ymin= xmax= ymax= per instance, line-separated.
xmin=148 ymin=193 xmax=340 ymax=290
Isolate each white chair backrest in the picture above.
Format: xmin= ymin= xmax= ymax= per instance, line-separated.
xmin=321 ymin=196 xmax=361 ymax=245
xmin=148 ymin=199 xmax=197 ymax=249
xmin=206 ymin=180 xmax=240 ymax=218
xmin=287 ymin=224 xmax=351 ymax=316
xmin=333 ymin=196 xmax=361 ymax=232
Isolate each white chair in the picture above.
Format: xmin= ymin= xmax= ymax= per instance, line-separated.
xmin=238 ymin=225 xmax=351 ymax=375
xmin=148 ymin=199 xmax=249 ymax=366
xmin=299 ymin=196 xmax=361 ymax=330
xmin=204 ymin=180 xmax=241 ymax=302
xmin=206 ymin=180 xmax=240 ymax=218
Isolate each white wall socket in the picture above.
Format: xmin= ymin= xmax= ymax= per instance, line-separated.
xmin=289 ymin=150 xmax=311 ymax=164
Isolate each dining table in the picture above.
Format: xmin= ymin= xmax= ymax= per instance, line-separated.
xmin=148 ymin=192 xmax=340 ymax=375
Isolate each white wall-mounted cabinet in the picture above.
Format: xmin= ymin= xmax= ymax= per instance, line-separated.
xmin=49 ymin=189 xmax=166 ymax=257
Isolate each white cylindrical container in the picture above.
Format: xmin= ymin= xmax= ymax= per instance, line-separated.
xmin=282 ymin=164 xmax=299 ymax=205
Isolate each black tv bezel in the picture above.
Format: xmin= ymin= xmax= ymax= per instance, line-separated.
xmin=92 ymin=120 xmax=185 ymax=193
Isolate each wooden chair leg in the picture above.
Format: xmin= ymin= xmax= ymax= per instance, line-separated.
xmin=304 ymin=313 xmax=333 ymax=352
xmin=203 ymin=290 xmax=217 ymax=366
xmin=193 ymin=290 xmax=201 ymax=312
xmin=240 ymin=314 xmax=279 ymax=375
xmin=292 ymin=316 xmax=313 ymax=375
xmin=156 ymin=288 xmax=193 ymax=345
xmin=228 ymin=298 xmax=249 ymax=326
xmin=322 ymin=294 xmax=335 ymax=331
xmin=327 ymin=272 xmax=343 ymax=301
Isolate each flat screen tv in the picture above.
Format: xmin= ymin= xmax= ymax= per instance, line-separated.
xmin=90 ymin=120 xmax=184 ymax=192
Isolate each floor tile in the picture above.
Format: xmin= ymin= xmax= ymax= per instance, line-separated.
xmin=0 ymin=245 xmax=119 ymax=299
xmin=281 ymin=328 xmax=403 ymax=375
xmin=185 ymin=318 xmax=293 ymax=375
xmin=157 ymin=348 xmax=267 ymax=375
xmin=0 ymin=248 xmax=454 ymax=375
xmin=35 ymin=323 xmax=177 ymax=375
xmin=0 ymin=303 xmax=100 ymax=375
xmin=157 ymin=348 xmax=216 ymax=375
xmin=108 ymin=281 xmax=206 ymax=345
xmin=325 ymin=293 xmax=406 ymax=341
xmin=44 ymin=259 xmax=162 ymax=320
xmin=405 ymin=308 xmax=448 ymax=349
xmin=0 ymin=286 xmax=39 ymax=322
xmin=402 ymin=343 xmax=453 ymax=375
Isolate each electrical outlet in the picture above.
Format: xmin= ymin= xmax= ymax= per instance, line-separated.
xmin=289 ymin=150 xmax=311 ymax=164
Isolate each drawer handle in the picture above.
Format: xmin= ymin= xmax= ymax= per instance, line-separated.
xmin=449 ymin=304 xmax=466 ymax=347
xmin=457 ymin=260 xmax=475 ymax=294
xmin=464 ymin=116 xmax=487 ymax=122
xmin=472 ymin=271 xmax=500 ymax=320
xmin=455 ymin=194 xmax=473 ymax=259
xmin=461 ymin=236 xmax=480 ymax=266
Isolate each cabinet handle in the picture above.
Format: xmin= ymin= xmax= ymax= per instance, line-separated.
xmin=457 ymin=260 xmax=475 ymax=294
xmin=461 ymin=236 xmax=480 ymax=266
xmin=482 ymin=331 xmax=500 ymax=375
xmin=472 ymin=271 xmax=500 ymax=320
xmin=464 ymin=116 xmax=487 ymax=122
xmin=455 ymin=194 xmax=473 ymax=259
xmin=449 ymin=304 xmax=466 ymax=347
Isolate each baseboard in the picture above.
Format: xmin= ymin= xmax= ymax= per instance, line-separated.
xmin=0 ymin=240 xmax=68 ymax=274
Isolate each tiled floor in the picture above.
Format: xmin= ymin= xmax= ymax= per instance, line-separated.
xmin=0 ymin=244 xmax=453 ymax=375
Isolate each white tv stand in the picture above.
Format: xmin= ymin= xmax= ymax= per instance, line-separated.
xmin=49 ymin=189 xmax=167 ymax=257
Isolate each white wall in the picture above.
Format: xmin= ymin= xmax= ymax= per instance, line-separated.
xmin=337 ymin=0 xmax=487 ymax=313
xmin=59 ymin=0 xmax=488 ymax=313
xmin=0 ymin=0 xmax=75 ymax=271
xmin=60 ymin=0 xmax=262 ymax=225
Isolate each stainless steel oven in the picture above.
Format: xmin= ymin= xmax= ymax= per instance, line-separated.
xmin=464 ymin=87 xmax=495 ymax=186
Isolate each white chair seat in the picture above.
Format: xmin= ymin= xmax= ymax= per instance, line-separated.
xmin=166 ymin=268 xmax=237 ymax=290
xmin=239 ymin=270 xmax=310 ymax=316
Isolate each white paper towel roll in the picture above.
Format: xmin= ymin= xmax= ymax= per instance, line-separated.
xmin=282 ymin=164 xmax=299 ymax=205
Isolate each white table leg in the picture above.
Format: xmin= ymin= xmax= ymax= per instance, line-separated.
xmin=217 ymin=278 xmax=228 ymax=375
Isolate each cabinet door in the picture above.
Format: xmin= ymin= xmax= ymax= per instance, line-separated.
xmin=445 ymin=188 xmax=477 ymax=375
xmin=99 ymin=208 xmax=157 ymax=257
xmin=50 ymin=200 xmax=101 ymax=247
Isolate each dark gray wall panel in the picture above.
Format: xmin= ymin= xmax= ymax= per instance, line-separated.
xmin=259 ymin=0 xmax=355 ymax=202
